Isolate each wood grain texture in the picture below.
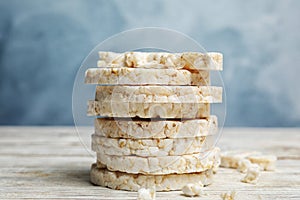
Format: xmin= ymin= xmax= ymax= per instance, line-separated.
xmin=0 ymin=127 xmax=299 ymax=199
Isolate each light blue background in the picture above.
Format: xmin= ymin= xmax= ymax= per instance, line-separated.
xmin=0 ymin=0 xmax=299 ymax=126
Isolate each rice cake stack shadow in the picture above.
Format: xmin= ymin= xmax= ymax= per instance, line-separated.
xmin=85 ymin=51 xmax=223 ymax=191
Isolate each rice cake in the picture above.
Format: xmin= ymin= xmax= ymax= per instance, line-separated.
xmin=97 ymin=51 xmax=223 ymax=71
xmin=95 ymin=85 xmax=222 ymax=103
xmin=96 ymin=147 xmax=220 ymax=175
xmin=87 ymin=100 xmax=210 ymax=118
xmin=92 ymin=134 xmax=214 ymax=157
xmin=94 ymin=116 xmax=218 ymax=139
xmin=90 ymin=164 xmax=214 ymax=191
xmin=85 ymin=68 xmax=210 ymax=85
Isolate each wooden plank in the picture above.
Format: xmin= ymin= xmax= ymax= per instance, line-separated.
xmin=0 ymin=127 xmax=299 ymax=199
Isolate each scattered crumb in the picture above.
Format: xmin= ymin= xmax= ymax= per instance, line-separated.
xmin=220 ymin=191 xmax=236 ymax=200
xmin=241 ymin=164 xmax=260 ymax=184
xmin=237 ymin=159 xmax=252 ymax=173
xmin=137 ymin=187 xmax=156 ymax=200
xmin=182 ymin=182 xmax=206 ymax=197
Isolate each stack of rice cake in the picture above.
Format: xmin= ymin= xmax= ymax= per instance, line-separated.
xmin=85 ymin=51 xmax=223 ymax=191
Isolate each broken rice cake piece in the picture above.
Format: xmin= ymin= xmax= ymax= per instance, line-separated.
xmin=247 ymin=154 xmax=277 ymax=171
xmin=220 ymin=191 xmax=236 ymax=200
xmin=237 ymin=159 xmax=252 ymax=173
xmin=241 ymin=164 xmax=261 ymax=184
xmin=182 ymin=182 xmax=206 ymax=197
xmin=137 ymin=188 xmax=156 ymax=200
xmin=221 ymin=150 xmax=277 ymax=171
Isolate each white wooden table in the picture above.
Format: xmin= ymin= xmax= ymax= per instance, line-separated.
xmin=0 ymin=127 xmax=299 ymax=199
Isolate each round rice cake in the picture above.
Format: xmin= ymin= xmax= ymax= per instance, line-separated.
xmin=96 ymin=147 xmax=220 ymax=175
xmin=85 ymin=68 xmax=210 ymax=85
xmin=92 ymin=134 xmax=215 ymax=157
xmin=87 ymin=100 xmax=210 ymax=118
xmin=97 ymin=51 xmax=223 ymax=71
xmin=95 ymin=85 xmax=222 ymax=103
xmin=94 ymin=116 xmax=218 ymax=139
xmin=90 ymin=163 xmax=214 ymax=191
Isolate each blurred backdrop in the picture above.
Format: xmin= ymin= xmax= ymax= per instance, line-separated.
xmin=0 ymin=0 xmax=299 ymax=126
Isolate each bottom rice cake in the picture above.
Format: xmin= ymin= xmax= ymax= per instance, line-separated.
xmin=92 ymin=135 xmax=215 ymax=157
xmin=87 ymin=100 xmax=210 ymax=118
xmin=96 ymin=147 xmax=220 ymax=175
xmin=94 ymin=116 xmax=218 ymax=139
xmin=90 ymin=164 xmax=214 ymax=191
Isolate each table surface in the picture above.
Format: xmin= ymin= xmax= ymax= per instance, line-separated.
xmin=0 ymin=127 xmax=299 ymax=199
